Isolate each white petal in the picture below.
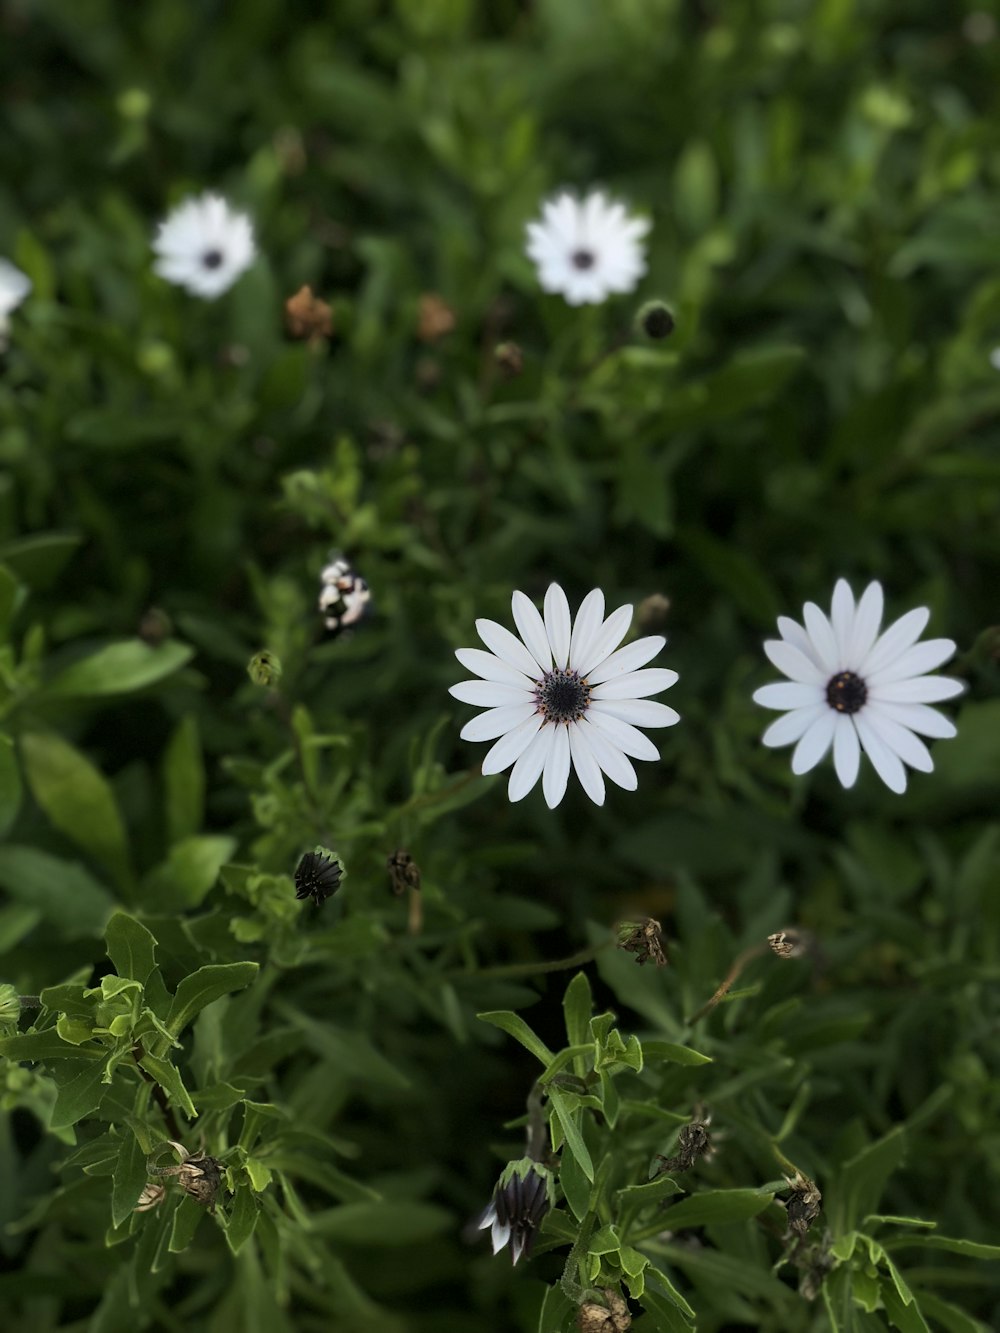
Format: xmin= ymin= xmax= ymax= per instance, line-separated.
xmin=586 ymin=707 xmax=660 ymax=759
xmin=460 ymin=703 xmax=535 ymax=742
xmin=578 ymin=719 xmax=638 ymax=790
xmin=568 ymin=589 xmax=605 ymax=672
xmin=791 ymin=711 xmax=837 ymax=774
xmin=803 ymin=602 xmax=839 ymax=673
xmin=590 ymin=699 xmax=679 ymax=730
xmin=777 ymin=615 xmax=818 ymax=664
xmin=849 ymin=582 xmax=884 ymax=665
xmin=855 ymin=714 xmax=907 ymax=793
xmin=481 ymin=713 xmax=544 ymax=775
xmin=871 ymin=701 xmax=956 ymax=739
xmin=575 ymin=604 xmax=633 ymax=677
xmin=491 ymin=1219 xmax=512 ymax=1254
xmin=476 ymin=619 xmax=545 ymax=679
xmin=544 ymin=584 xmax=572 ymax=668
xmin=478 ymin=1203 xmax=497 ymax=1232
xmin=871 ymin=675 xmax=964 ymax=703
xmin=761 ymin=704 xmax=827 ymax=748
xmin=859 ymin=606 xmax=930 ymax=677
xmin=753 ymin=682 xmax=825 ymax=710
xmin=829 ymin=580 xmax=856 ymax=664
xmin=590 ymin=668 xmax=678 ymax=700
xmin=864 ymin=710 xmax=934 ymax=772
xmin=866 ymin=638 xmax=956 ymax=687
xmin=543 ymin=725 xmax=571 ymax=808
xmin=569 ymin=724 xmax=605 ymax=805
xmin=585 ymin=634 xmax=664 ymax=685
xmin=511 ymin=591 xmax=552 ymax=671
xmin=450 ymin=680 xmax=533 ymax=707
xmin=763 ymin=640 xmax=827 ymax=685
xmin=508 ymin=727 xmax=554 ymax=802
xmin=455 ymin=647 xmax=535 ymax=688
xmin=832 ymin=715 xmax=860 ymax=788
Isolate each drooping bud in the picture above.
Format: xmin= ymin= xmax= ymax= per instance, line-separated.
xmin=783 ymin=1170 xmax=822 ymax=1237
xmin=616 ymin=918 xmax=668 ymax=967
xmin=477 ymin=1159 xmax=553 ymax=1265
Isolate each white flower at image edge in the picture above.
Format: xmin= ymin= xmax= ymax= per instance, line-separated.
xmin=449 ymin=584 xmax=680 ymax=808
xmin=525 ymin=190 xmax=649 ymax=306
xmin=0 ymin=258 xmax=32 ymax=341
xmin=152 ymin=192 xmax=256 ymax=299
xmin=753 ymin=579 xmax=963 ymax=793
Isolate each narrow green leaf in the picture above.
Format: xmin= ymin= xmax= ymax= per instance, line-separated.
xmin=832 ymin=1126 xmax=907 ymax=1234
xmin=138 ymin=1053 xmax=197 ymax=1119
xmin=562 ymin=971 xmax=592 ymax=1048
xmin=105 ymin=913 xmax=157 ymax=985
xmin=143 ymin=835 xmax=237 ymax=910
xmin=225 ymin=1187 xmax=260 ymax=1256
xmin=111 ymin=1130 xmax=147 ymax=1227
xmin=617 ymin=1175 xmax=684 ymax=1207
xmin=558 ymin=1134 xmax=593 ymax=1221
xmin=548 ymin=1086 xmax=594 ymax=1182
xmin=915 ymin=1290 xmax=992 ymax=1333
xmin=639 ymin=1286 xmax=696 ymax=1331
xmin=168 ymin=1195 xmax=206 ymax=1252
xmin=163 ymin=715 xmax=205 ymax=843
xmin=646 ymin=1269 xmax=697 ymax=1321
xmin=660 ymin=1188 xmax=774 ymax=1229
xmin=0 ymin=845 xmax=115 ymax=936
xmin=311 ymin=1200 xmax=451 ymax=1244
xmin=537 ymin=1283 xmax=575 ymax=1333
xmin=880 ymin=1279 xmax=931 ymax=1333
xmin=20 ymin=732 xmax=131 ymax=886
xmin=477 ymin=1010 xmax=556 ymax=1066
xmin=50 ymin=1058 xmax=110 ymax=1129
xmin=0 ymin=734 xmax=22 ymax=838
xmin=166 ymin=962 xmax=258 ymax=1038
xmin=883 ymin=1235 xmax=1000 ymax=1260
xmin=0 ymin=1029 xmax=102 ymax=1061
xmin=45 ymin=639 xmax=193 ymax=697
xmin=0 ymin=532 xmax=82 ymax=588
xmin=642 ymin=1040 xmax=712 ymax=1066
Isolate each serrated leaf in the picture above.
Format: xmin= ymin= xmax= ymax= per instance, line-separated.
xmin=105 ymin=913 xmax=157 ymax=985
xmin=50 ymin=1057 xmax=110 ymax=1129
xmin=225 ymin=1186 xmax=260 ymax=1255
xmin=44 ymin=639 xmax=193 ymax=697
xmin=168 ymin=1195 xmax=206 ymax=1252
xmin=477 ymin=1010 xmax=556 ymax=1066
xmin=138 ymin=1053 xmax=197 ymax=1119
xmin=166 ymin=963 xmax=258 ymax=1038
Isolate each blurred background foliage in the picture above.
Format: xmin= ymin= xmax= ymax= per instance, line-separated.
xmin=1 ymin=0 xmax=999 ymax=1329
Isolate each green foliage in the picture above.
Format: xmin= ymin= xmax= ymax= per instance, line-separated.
xmin=1 ymin=2 xmax=999 ymax=1331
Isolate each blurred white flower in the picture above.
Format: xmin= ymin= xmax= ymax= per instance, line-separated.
xmin=753 ymin=579 xmax=963 ymax=794
xmin=318 ymin=556 xmax=371 ymax=634
xmin=525 ymin=190 xmax=649 ymax=306
xmin=152 ymin=193 xmax=255 ymax=299
xmin=0 ymin=258 xmax=32 ymax=346
xmin=450 ymin=583 xmax=679 ymax=808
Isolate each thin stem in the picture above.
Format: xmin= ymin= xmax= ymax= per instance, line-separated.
xmin=686 ymin=942 xmax=767 ymax=1026
xmin=446 ymin=940 xmax=610 ymax=982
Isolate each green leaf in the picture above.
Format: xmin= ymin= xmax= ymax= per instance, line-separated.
xmin=0 ymin=734 xmax=22 ymax=838
xmin=168 ymin=1195 xmax=206 ymax=1253
xmin=562 ymin=971 xmax=592 ymax=1049
xmin=660 ymin=1188 xmax=774 ymax=1229
xmin=105 ymin=913 xmax=157 ymax=985
xmin=166 ymin=963 xmax=259 ymax=1038
xmin=163 ymin=715 xmax=205 ymax=843
xmin=111 ymin=1130 xmax=147 ymax=1227
xmin=641 ymin=1040 xmax=713 ymax=1067
xmin=548 ymin=1086 xmax=594 ymax=1183
xmin=537 ymin=1283 xmax=575 ymax=1333
xmin=0 ymin=845 xmax=115 ymax=936
xmin=311 ymin=1200 xmax=451 ymax=1244
xmin=589 ymin=1223 xmax=621 ymax=1255
xmin=880 ymin=1279 xmax=930 ymax=1333
xmin=676 ymin=527 xmax=780 ymax=625
xmin=0 ymin=532 xmax=82 ymax=589
xmin=883 ymin=1235 xmax=1000 ymax=1260
xmin=137 ymin=1052 xmax=197 ymax=1119
xmin=21 ymin=732 xmax=131 ymax=887
xmin=225 ymin=1187 xmax=260 ymax=1256
xmin=559 ymin=1132 xmax=593 ymax=1221
xmin=0 ymin=1029 xmax=102 ymax=1061
xmin=617 ymin=1175 xmax=684 ymax=1207
xmin=50 ymin=1058 xmax=111 ymax=1129
xmin=44 ymin=639 xmax=193 ymax=697
xmin=832 ymin=1126 xmax=907 ymax=1234
xmin=639 ymin=1286 xmax=696 ymax=1331
xmin=143 ymin=835 xmax=236 ymax=909
xmin=477 ymin=1010 xmax=556 ymax=1066
xmin=915 ymin=1290 xmax=992 ymax=1333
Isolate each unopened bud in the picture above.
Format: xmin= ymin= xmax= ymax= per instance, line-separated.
xmin=636 ymin=301 xmax=675 ymax=340
xmin=247 ymin=651 xmax=282 ymax=687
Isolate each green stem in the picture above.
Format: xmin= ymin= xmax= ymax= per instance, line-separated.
xmin=446 ymin=940 xmax=610 ymax=982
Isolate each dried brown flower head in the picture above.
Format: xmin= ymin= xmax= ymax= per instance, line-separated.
xmin=783 ymin=1170 xmax=822 ymax=1237
xmin=388 ymin=849 xmax=421 ymax=895
xmin=285 ymin=285 xmax=334 ymax=340
xmin=655 ymin=1120 xmax=711 ymax=1175
xmin=494 ymin=341 xmax=524 ymax=377
xmin=617 ymin=918 xmax=667 ymax=967
xmin=147 ymin=1141 xmax=225 ymax=1211
xmin=577 ymin=1288 xmax=631 ymax=1332
xmin=417 ymin=292 xmax=456 ymax=342
xmin=637 ymin=593 xmax=671 ymax=629
xmin=768 ymin=928 xmax=811 ymax=959
xmin=134 ymin=1182 xmax=166 ymax=1213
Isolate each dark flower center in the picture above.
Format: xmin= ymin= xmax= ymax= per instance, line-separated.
xmin=537 ymin=668 xmax=590 ymax=723
xmin=202 ymin=248 xmax=224 ymax=269
xmin=826 ymin=670 xmax=867 ymax=715
xmin=570 ymin=248 xmax=596 ymax=270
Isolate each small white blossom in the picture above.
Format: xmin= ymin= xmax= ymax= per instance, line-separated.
xmin=525 ymin=190 xmax=649 ymax=306
xmin=0 ymin=258 xmax=32 ymax=346
xmin=450 ymin=583 xmax=679 ymax=808
xmin=318 ymin=556 xmax=371 ymax=634
xmin=753 ymin=579 xmax=963 ymax=794
xmin=152 ymin=193 xmax=255 ymax=299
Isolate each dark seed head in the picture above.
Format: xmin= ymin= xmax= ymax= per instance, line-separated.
xmin=537 ymin=668 xmax=591 ymax=723
xmin=571 ymin=248 xmax=596 ymax=270
xmin=825 ymin=671 xmax=867 ymax=715
xmin=202 ymin=248 xmax=224 ymax=270
xmin=639 ymin=302 xmax=675 ymax=339
xmin=294 ymin=850 xmax=343 ymax=906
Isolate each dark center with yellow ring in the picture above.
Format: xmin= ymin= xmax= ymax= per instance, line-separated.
xmin=537 ymin=668 xmax=591 ymax=723
xmin=826 ymin=670 xmax=867 ymax=715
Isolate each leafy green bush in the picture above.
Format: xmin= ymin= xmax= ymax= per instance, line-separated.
xmin=1 ymin=2 xmax=999 ymax=1330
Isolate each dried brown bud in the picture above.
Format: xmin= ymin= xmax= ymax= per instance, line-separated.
xmin=617 ymin=918 xmax=667 ymax=967
xmin=388 ymin=849 xmax=421 ymax=895
xmin=655 ymin=1120 xmax=711 ymax=1175
xmin=417 ymin=292 xmax=456 ymax=342
xmin=768 ymin=929 xmax=810 ymax=959
xmin=783 ymin=1170 xmax=822 ymax=1237
xmin=494 ymin=341 xmax=524 ymax=377
xmin=577 ymin=1289 xmax=631 ymax=1332
xmin=147 ymin=1141 xmax=225 ymax=1211
xmin=637 ymin=593 xmax=671 ymax=629
xmin=134 ymin=1182 xmax=165 ymax=1212
xmin=285 ymin=285 xmax=334 ymax=341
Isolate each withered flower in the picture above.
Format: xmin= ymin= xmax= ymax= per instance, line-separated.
xmin=783 ymin=1170 xmax=822 ymax=1237
xmin=294 ymin=850 xmax=344 ymax=907
xmin=577 ymin=1288 xmax=632 ymax=1332
xmin=637 ymin=593 xmax=671 ymax=629
xmin=387 ymin=849 xmax=421 ymax=896
xmin=134 ymin=1182 xmax=166 ymax=1213
xmin=617 ymin=918 xmax=668 ymax=968
xmin=284 ymin=284 xmax=333 ymax=341
xmin=417 ymin=292 xmax=456 ymax=342
xmin=478 ymin=1159 xmax=551 ymax=1265
xmin=655 ymin=1120 xmax=711 ymax=1175
xmin=147 ymin=1141 xmax=225 ymax=1211
xmin=768 ymin=929 xmax=811 ymax=960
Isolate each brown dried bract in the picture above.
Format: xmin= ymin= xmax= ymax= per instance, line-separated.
xmin=655 ymin=1120 xmax=711 ymax=1175
xmin=783 ymin=1170 xmax=822 ymax=1237
xmin=388 ymin=849 xmax=421 ymax=895
xmin=285 ymin=285 xmax=334 ymax=341
xmin=417 ymin=292 xmax=456 ymax=342
xmin=576 ymin=1288 xmax=631 ymax=1332
xmin=134 ymin=1182 xmax=165 ymax=1213
xmin=768 ymin=928 xmax=811 ymax=959
xmin=617 ymin=917 xmax=668 ymax=967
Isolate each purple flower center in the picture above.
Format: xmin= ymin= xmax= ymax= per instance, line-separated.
xmin=826 ymin=671 xmax=867 ymax=715
xmin=570 ymin=248 xmax=596 ymax=270
xmin=202 ymin=249 xmax=224 ymax=270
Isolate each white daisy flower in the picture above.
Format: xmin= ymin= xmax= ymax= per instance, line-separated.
xmin=449 ymin=583 xmax=680 ymax=808
xmin=525 ymin=190 xmax=649 ymax=306
xmin=152 ymin=192 xmax=256 ymax=299
xmin=753 ymin=579 xmax=963 ymax=794
xmin=0 ymin=258 xmax=32 ymax=346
